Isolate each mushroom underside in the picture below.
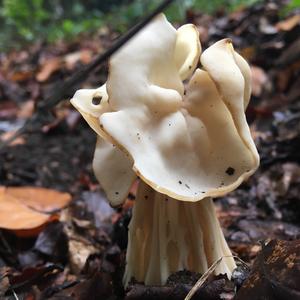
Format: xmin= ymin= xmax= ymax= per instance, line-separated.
xmin=124 ymin=180 xmax=236 ymax=286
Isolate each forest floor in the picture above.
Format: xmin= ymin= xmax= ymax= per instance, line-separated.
xmin=0 ymin=1 xmax=299 ymax=299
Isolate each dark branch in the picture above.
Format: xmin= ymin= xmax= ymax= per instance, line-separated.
xmin=0 ymin=0 xmax=175 ymax=151
xmin=38 ymin=0 xmax=175 ymax=111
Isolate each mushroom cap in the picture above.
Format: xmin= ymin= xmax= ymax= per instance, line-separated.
xmin=200 ymin=39 xmax=259 ymax=170
xmin=71 ymin=84 xmax=109 ymax=118
xmin=70 ymin=84 xmax=112 ymax=141
xmin=71 ymin=84 xmax=137 ymax=206
xmin=70 ymin=14 xmax=202 ymax=205
xmin=106 ymin=14 xmax=184 ymax=113
xmin=174 ymin=24 xmax=201 ymax=80
xmin=93 ymin=136 xmax=136 ymax=207
xmin=101 ymin=36 xmax=259 ymax=201
xmin=182 ymin=68 xmax=258 ymax=198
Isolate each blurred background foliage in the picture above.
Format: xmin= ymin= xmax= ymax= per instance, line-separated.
xmin=0 ymin=0 xmax=299 ymax=51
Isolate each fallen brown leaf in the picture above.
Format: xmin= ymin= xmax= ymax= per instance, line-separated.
xmin=17 ymin=100 xmax=35 ymax=119
xmin=250 ymin=65 xmax=268 ymax=97
xmin=235 ymin=239 xmax=300 ymax=300
xmin=276 ymin=14 xmax=300 ymax=31
xmin=0 ymin=192 xmax=50 ymax=230
xmin=5 ymin=186 xmax=71 ymax=213
xmin=0 ymin=267 xmax=11 ymax=297
xmin=0 ymin=101 xmax=18 ymax=118
xmin=48 ymin=272 xmax=113 ymax=299
xmin=64 ymin=50 xmax=93 ymax=70
xmin=0 ymin=131 xmax=25 ymax=146
xmin=36 ymin=57 xmax=62 ymax=82
xmin=13 ymin=215 xmax=59 ymax=238
xmin=277 ymin=38 xmax=300 ymax=67
xmin=239 ymin=46 xmax=256 ymax=61
xmin=69 ymin=239 xmax=98 ymax=274
xmin=9 ymin=70 xmax=34 ymax=82
xmin=0 ymin=187 xmax=71 ymax=233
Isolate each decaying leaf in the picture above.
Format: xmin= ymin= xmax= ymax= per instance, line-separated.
xmin=17 ymin=100 xmax=35 ymax=119
xmin=276 ymin=14 xmax=300 ymax=31
xmin=0 ymin=131 xmax=26 ymax=146
xmin=68 ymin=239 xmax=98 ymax=274
xmin=47 ymin=272 xmax=114 ymax=300
xmin=36 ymin=57 xmax=62 ymax=82
xmin=64 ymin=50 xmax=93 ymax=70
xmin=250 ymin=65 xmax=269 ymax=97
xmin=236 ymin=239 xmax=300 ymax=300
xmin=34 ymin=221 xmax=69 ymax=263
xmin=0 ymin=267 xmax=12 ymax=297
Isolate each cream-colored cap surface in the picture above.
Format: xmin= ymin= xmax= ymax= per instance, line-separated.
xmin=101 ymin=35 xmax=259 ymax=201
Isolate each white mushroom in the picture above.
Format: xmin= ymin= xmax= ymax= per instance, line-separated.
xmin=70 ymin=16 xmax=201 ymax=206
xmin=71 ymin=14 xmax=259 ymax=287
xmin=101 ymin=29 xmax=258 ymax=202
xmin=71 ymin=84 xmax=136 ymax=206
xmin=124 ymin=181 xmax=236 ymax=286
xmin=175 ymin=24 xmax=201 ymax=80
xmin=71 ymin=84 xmax=111 ymax=141
xmin=200 ymin=39 xmax=259 ymax=166
xmin=93 ymin=136 xmax=136 ymax=206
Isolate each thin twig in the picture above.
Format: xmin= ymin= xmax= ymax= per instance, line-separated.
xmin=0 ymin=0 xmax=175 ymax=151
xmin=184 ymin=255 xmax=249 ymax=300
xmin=12 ymin=290 xmax=19 ymax=300
xmin=37 ymin=0 xmax=175 ymax=111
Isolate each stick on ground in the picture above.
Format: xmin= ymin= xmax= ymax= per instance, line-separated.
xmin=0 ymin=0 xmax=175 ymax=151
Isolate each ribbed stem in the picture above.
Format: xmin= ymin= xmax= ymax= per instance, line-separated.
xmin=123 ymin=181 xmax=236 ymax=286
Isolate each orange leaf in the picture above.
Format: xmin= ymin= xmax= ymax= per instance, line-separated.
xmin=9 ymin=70 xmax=33 ymax=82
xmin=5 ymin=186 xmax=72 ymax=213
xmin=36 ymin=57 xmax=62 ymax=82
xmin=17 ymin=100 xmax=35 ymax=119
xmin=0 ymin=192 xmax=50 ymax=230
xmin=0 ymin=131 xmax=25 ymax=146
xmin=276 ymin=14 xmax=300 ymax=31
xmin=250 ymin=65 xmax=268 ymax=97
xmin=13 ymin=215 xmax=59 ymax=238
xmin=64 ymin=50 xmax=93 ymax=70
xmin=0 ymin=187 xmax=72 ymax=233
